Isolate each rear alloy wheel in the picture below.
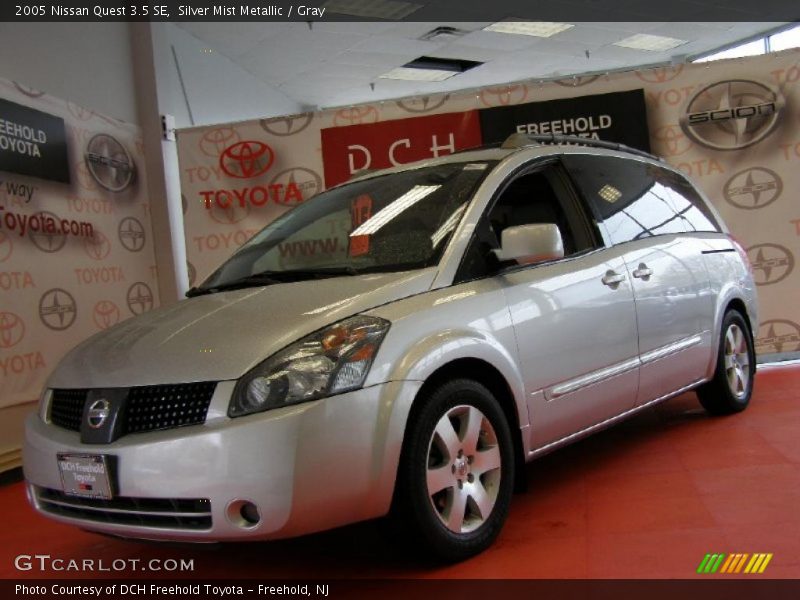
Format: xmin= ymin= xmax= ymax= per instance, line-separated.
xmin=697 ymin=310 xmax=755 ymax=415
xmin=393 ymin=379 xmax=514 ymax=562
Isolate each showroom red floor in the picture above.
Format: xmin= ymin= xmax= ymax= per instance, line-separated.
xmin=1 ymin=364 xmax=798 ymax=580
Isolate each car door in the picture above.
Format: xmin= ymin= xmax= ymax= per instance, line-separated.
xmin=457 ymin=161 xmax=641 ymax=449
xmin=562 ymin=153 xmax=716 ymax=406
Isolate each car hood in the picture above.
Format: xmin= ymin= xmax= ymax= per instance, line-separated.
xmin=48 ymin=269 xmax=436 ymax=388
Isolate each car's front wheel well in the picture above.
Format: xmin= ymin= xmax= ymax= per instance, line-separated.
xmin=405 ymin=358 xmax=527 ymax=493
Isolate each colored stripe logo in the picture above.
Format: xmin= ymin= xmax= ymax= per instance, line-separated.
xmin=697 ymin=553 xmax=773 ymax=574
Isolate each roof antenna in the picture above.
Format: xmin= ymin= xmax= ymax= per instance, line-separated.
xmin=370 ymin=82 xmax=375 ymax=91
xmin=306 ymin=21 xmax=313 ymax=31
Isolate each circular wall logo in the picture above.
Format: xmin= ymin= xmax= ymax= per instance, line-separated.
xmin=127 ymin=282 xmax=154 ymax=315
xmin=199 ymin=127 xmax=241 ymax=157
xmin=92 ymin=300 xmax=121 ymax=330
xmin=554 ymin=75 xmax=600 ymax=87
xmin=756 ymin=319 xmax=800 ymax=354
xmin=636 ymin=65 xmax=684 ymax=84
xmin=0 ymin=311 xmax=25 ymax=348
xmin=83 ymin=230 xmax=112 ymax=261
xmin=259 ymin=112 xmax=314 ymax=136
xmin=86 ymin=399 xmax=110 ymax=429
xmin=208 ymin=196 xmax=251 ymax=225
xmin=28 ymin=211 xmax=67 ymax=253
xmin=85 ymin=134 xmax=136 ymax=192
xmin=67 ymin=101 xmax=94 ymax=122
xmin=0 ymin=231 xmax=12 ymax=263
xmin=332 ymin=106 xmax=379 ymax=127
xmin=652 ymin=124 xmax=693 ymax=157
xmin=13 ymin=82 xmax=45 ymax=97
xmin=480 ymin=84 xmax=529 ymax=107
xmin=680 ymin=80 xmax=784 ymax=151
xmin=219 ymin=141 xmax=275 ymax=179
xmin=269 ymin=167 xmax=323 ymax=205
xmin=396 ymin=95 xmax=450 ymax=113
xmin=723 ymin=167 xmax=782 ymax=210
xmin=39 ymin=288 xmax=78 ymax=331
xmin=118 ymin=217 xmax=146 ymax=252
xmin=747 ymin=244 xmax=794 ymax=286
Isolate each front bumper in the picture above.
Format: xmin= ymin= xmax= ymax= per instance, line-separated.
xmin=23 ymin=380 xmax=421 ymax=541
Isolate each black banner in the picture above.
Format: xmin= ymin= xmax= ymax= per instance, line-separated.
xmin=0 ymin=98 xmax=69 ymax=183
xmin=479 ymin=89 xmax=651 ymax=152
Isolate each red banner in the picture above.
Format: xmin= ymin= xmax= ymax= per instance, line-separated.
xmin=321 ymin=111 xmax=482 ymax=187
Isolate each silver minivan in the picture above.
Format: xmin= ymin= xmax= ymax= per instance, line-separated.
xmin=24 ymin=134 xmax=757 ymax=561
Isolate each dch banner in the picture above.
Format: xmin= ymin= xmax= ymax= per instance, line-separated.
xmin=0 ymin=78 xmax=159 ymax=410
xmin=177 ymin=48 xmax=800 ymax=359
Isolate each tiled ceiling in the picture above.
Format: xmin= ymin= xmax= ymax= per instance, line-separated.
xmin=176 ymin=19 xmax=789 ymax=109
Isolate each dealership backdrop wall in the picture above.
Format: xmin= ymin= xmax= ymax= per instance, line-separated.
xmin=0 ymin=78 xmax=159 ymax=470
xmin=178 ymin=49 xmax=800 ymax=364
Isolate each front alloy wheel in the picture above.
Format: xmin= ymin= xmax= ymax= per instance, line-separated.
xmin=393 ymin=379 xmax=514 ymax=562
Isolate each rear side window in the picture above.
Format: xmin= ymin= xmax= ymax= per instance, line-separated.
xmin=563 ymin=154 xmax=720 ymax=246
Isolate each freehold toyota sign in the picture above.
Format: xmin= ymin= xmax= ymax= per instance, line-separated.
xmin=0 ymin=98 xmax=70 ymax=183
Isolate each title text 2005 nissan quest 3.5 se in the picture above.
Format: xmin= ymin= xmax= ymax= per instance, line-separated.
xmin=24 ymin=134 xmax=757 ymax=561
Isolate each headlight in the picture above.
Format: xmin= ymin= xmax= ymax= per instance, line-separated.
xmin=229 ymin=315 xmax=390 ymax=417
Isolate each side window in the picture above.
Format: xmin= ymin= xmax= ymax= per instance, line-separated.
xmin=563 ymin=154 xmax=690 ymax=245
xmin=456 ymin=164 xmax=593 ymax=281
xmin=650 ymin=167 xmax=721 ymax=233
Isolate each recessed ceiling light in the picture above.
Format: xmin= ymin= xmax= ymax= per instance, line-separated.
xmin=379 ymin=56 xmax=483 ymax=82
xmin=322 ymin=0 xmax=422 ymax=19
xmin=483 ymin=21 xmax=574 ymax=38
xmin=379 ymin=67 xmax=457 ymax=81
xmin=614 ymin=33 xmax=687 ymax=51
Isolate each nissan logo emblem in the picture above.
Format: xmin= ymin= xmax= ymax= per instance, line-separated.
xmin=87 ymin=399 xmax=110 ymax=429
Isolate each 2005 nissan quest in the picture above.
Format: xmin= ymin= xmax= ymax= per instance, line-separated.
xmin=24 ymin=133 xmax=757 ymax=561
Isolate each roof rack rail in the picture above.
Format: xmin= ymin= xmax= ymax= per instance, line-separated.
xmin=501 ymin=132 xmax=662 ymax=162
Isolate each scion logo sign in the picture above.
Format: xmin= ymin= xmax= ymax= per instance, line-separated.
xmin=259 ymin=112 xmax=314 ymax=136
xmin=199 ymin=127 xmax=240 ymax=157
xmin=636 ymin=65 xmax=684 ymax=84
xmin=756 ymin=319 xmax=800 ymax=354
xmin=333 ymin=106 xmax=379 ymax=127
xmin=680 ymin=80 xmax=784 ymax=151
xmin=723 ymin=167 xmax=782 ymax=210
xmin=396 ymin=95 xmax=450 ymax=113
xmin=0 ymin=230 xmax=11 ymax=262
xmin=28 ymin=211 xmax=66 ymax=253
xmin=39 ymin=288 xmax=77 ymax=331
xmin=747 ymin=244 xmax=794 ymax=286
xmin=269 ymin=167 xmax=322 ymax=204
xmin=13 ymin=82 xmax=45 ymax=98
xmin=66 ymin=101 xmax=94 ymax=122
xmin=85 ymin=134 xmax=136 ymax=192
xmin=208 ymin=195 xmax=251 ymax=225
xmin=480 ymin=85 xmax=528 ymax=107
xmin=118 ymin=217 xmax=145 ymax=252
xmin=83 ymin=230 xmax=111 ymax=261
xmin=219 ymin=141 xmax=275 ymax=179
xmin=127 ymin=282 xmax=154 ymax=315
xmin=92 ymin=300 xmax=120 ymax=330
xmin=0 ymin=311 xmax=25 ymax=348
xmin=652 ymin=125 xmax=693 ymax=157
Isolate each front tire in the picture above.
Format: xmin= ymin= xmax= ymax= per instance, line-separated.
xmin=392 ymin=379 xmax=515 ymax=563
xmin=697 ymin=309 xmax=755 ymax=415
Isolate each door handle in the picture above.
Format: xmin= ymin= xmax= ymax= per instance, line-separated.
xmin=601 ymin=270 xmax=625 ymax=287
xmin=632 ymin=263 xmax=653 ymax=280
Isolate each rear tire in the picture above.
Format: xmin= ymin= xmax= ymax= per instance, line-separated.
xmin=697 ymin=309 xmax=755 ymax=415
xmin=391 ymin=379 xmax=514 ymax=563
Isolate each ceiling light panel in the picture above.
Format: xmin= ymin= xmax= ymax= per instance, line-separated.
xmin=613 ymin=33 xmax=687 ymax=51
xmin=379 ymin=67 xmax=457 ymax=81
xmin=483 ymin=21 xmax=575 ymax=38
xmin=322 ymin=0 xmax=422 ymax=20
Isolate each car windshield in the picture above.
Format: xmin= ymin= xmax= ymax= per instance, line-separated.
xmin=195 ymin=160 xmax=496 ymax=293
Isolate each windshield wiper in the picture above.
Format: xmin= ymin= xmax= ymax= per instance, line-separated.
xmin=185 ymin=273 xmax=283 ymax=297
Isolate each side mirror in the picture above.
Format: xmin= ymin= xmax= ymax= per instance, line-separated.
xmin=493 ymin=223 xmax=564 ymax=265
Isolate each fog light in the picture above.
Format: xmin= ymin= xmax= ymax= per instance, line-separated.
xmin=226 ymin=499 xmax=261 ymax=529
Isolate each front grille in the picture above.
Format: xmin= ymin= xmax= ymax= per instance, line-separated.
xmin=49 ymin=388 xmax=88 ymax=432
xmin=49 ymin=382 xmax=217 ymax=437
xmin=37 ymin=487 xmax=212 ymax=530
